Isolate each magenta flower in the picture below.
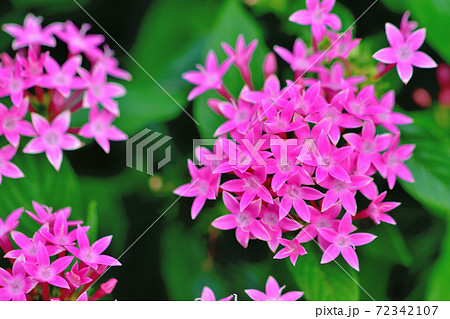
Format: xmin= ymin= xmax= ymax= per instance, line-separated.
xmin=23 ymin=111 xmax=83 ymax=171
xmin=381 ymin=135 xmax=415 ymax=189
xmin=96 ymin=45 xmax=132 ymax=80
xmin=40 ymin=213 xmax=80 ymax=246
xmin=39 ymin=55 xmax=85 ymax=98
xmin=5 ymin=231 xmax=63 ymax=262
xmin=79 ymin=65 xmax=126 ymax=116
xmin=317 ymin=61 xmax=366 ymax=94
xmin=326 ymin=29 xmax=360 ymax=61
xmin=373 ymin=23 xmax=437 ymax=84
xmin=3 ymin=14 xmax=59 ymax=50
xmin=65 ymin=262 xmax=92 ymax=288
xmin=312 ymin=130 xmax=354 ymax=183
xmin=399 ymin=11 xmax=418 ymax=38
xmin=245 ymin=276 xmax=304 ymax=301
xmin=0 ymin=145 xmax=24 ymax=184
xmin=343 ymin=121 xmax=391 ymax=175
xmin=173 ymin=160 xmax=220 ymax=219
xmin=66 ymin=225 xmax=121 ymax=270
xmin=23 ymin=242 xmax=73 ymax=288
xmin=55 ymin=22 xmax=104 ymax=58
xmin=214 ymin=98 xmax=256 ymax=136
xmin=25 ymin=201 xmax=77 ymax=227
xmin=277 ymin=172 xmax=324 ymax=222
xmin=0 ymin=98 xmax=35 ymax=147
xmin=318 ymin=213 xmax=376 ymax=271
xmin=212 ymin=192 xmax=269 ymax=248
xmin=0 ymin=208 xmax=23 ymax=243
xmin=220 ymin=167 xmax=273 ymax=211
xmin=319 ymin=175 xmax=372 ymax=215
xmin=366 ymin=90 xmax=413 ymax=134
xmin=182 ymin=51 xmax=232 ymax=101
xmin=79 ymin=106 xmax=127 ymax=153
xmin=222 ymin=35 xmax=257 ymax=88
xmin=195 ymin=286 xmax=234 ymax=301
xmin=296 ymin=204 xmax=341 ymax=246
xmin=357 ymin=191 xmax=400 ymax=225
xmin=274 ymin=237 xmax=307 ymax=266
xmin=0 ymin=256 xmax=37 ymax=301
xmin=274 ymin=38 xmax=324 ymax=73
xmin=0 ymin=57 xmax=35 ymax=106
xmin=289 ymin=0 xmax=341 ymax=42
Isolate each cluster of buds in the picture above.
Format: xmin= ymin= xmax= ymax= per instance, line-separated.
xmin=196 ymin=276 xmax=303 ymax=301
xmin=0 ymin=14 xmax=129 ymax=178
xmin=176 ymin=0 xmax=436 ymax=271
xmin=0 ymin=202 xmax=120 ymax=301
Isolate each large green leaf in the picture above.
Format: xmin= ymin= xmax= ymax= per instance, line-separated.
xmin=117 ymin=0 xmax=222 ymax=133
xmin=0 ymin=153 xmax=81 ymax=234
xmin=289 ymin=245 xmax=360 ymax=300
xmin=193 ymin=0 xmax=269 ymax=138
xmin=382 ymin=0 xmax=450 ymax=62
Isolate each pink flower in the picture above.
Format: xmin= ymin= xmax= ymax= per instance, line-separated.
xmin=65 ymin=262 xmax=92 ymax=288
xmin=289 ymin=0 xmax=341 ymax=42
xmin=277 ymin=172 xmax=324 ymax=222
xmin=373 ymin=23 xmax=437 ymax=84
xmin=366 ymin=90 xmax=413 ymax=134
xmin=23 ymin=111 xmax=83 ymax=171
xmin=343 ymin=121 xmax=391 ymax=174
xmin=381 ymin=135 xmax=415 ymax=189
xmin=326 ymin=29 xmax=360 ymax=61
xmin=55 ymin=22 xmax=104 ymax=58
xmin=173 ymin=160 xmax=220 ymax=219
xmin=274 ymin=237 xmax=307 ymax=266
xmin=79 ymin=106 xmax=127 ymax=153
xmin=78 ymin=65 xmax=126 ymax=116
xmin=0 ymin=98 xmax=35 ymax=147
xmin=66 ymin=225 xmax=121 ymax=270
xmin=3 ymin=14 xmax=59 ymax=50
xmin=0 ymin=208 xmax=23 ymax=242
xmin=312 ymin=130 xmax=354 ymax=183
xmin=39 ymin=55 xmax=85 ymax=98
xmin=318 ymin=213 xmax=376 ymax=271
xmin=0 ymin=145 xmax=24 ymax=184
xmin=182 ymin=51 xmax=232 ymax=101
xmin=25 ymin=201 xmax=78 ymax=227
xmin=357 ymin=191 xmax=400 ymax=225
xmin=0 ymin=57 xmax=35 ymax=106
xmin=319 ymin=175 xmax=372 ymax=215
xmin=245 ymin=276 xmax=303 ymax=301
xmin=222 ymin=35 xmax=258 ymax=70
xmin=317 ymin=61 xmax=366 ymax=95
xmin=211 ymin=192 xmax=269 ymax=248
xmin=399 ymin=11 xmax=418 ymax=38
xmin=5 ymin=231 xmax=63 ymax=262
xmin=220 ymin=167 xmax=273 ymax=211
xmin=274 ymin=38 xmax=324 ymax=73
xmin=214 ymin=98 xmax=256 ymax=137
xmin=95 ymin=45 xmax=132 ymax=80
xmin=0 ymin=256 xmax=37 ymax=301
xmin=23 ymin=242 xmax=73 ymax=288
xmin=40 ymin=213 xmax=81 ymax=246
xmin=195 ymin=286 xmax=234 ymax=301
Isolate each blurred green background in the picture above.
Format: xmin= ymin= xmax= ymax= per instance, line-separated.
xmin=0 ymin=0 xmax=449 ymax=300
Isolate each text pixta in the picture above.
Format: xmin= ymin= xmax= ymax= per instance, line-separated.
xmin=316 ymin=306 xmax=359 ymax=318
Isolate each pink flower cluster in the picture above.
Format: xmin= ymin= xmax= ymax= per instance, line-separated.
xmin=0 ymin=14 xmax=129 ymax=176
xmin=176 ymin=1 xmax=433 ymax=271
xmin=196 ymin=276 xmax=303 ymax=301
xmin=0 ymin=202 xmax=120 ymax=301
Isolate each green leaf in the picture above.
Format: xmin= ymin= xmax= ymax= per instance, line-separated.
xmin=117 ymin=0 xmax=222 ymax=133
xmin=362 ymin=225 xmax=413 ymax=267
xmin=86 ymin=201 xmax=98 ymax=243
xmin=11 ymin=0 xmax=91 ymax=14
xmin=0 ymin=153 xmax=81 ymax=234
xmin=193 ymin=0 xmax=269 ymax=138
xmin=426 ymin=219 xmax=450 ymax=300
xmin=289 ymin=245 xmax=360 ymax=300
xmin=381 ymin=0 xmax=450 ymax=62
